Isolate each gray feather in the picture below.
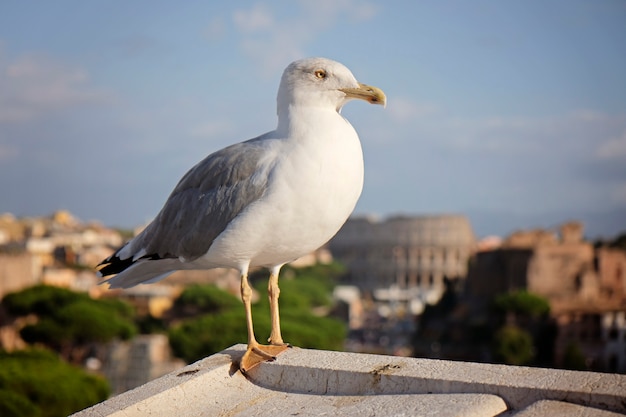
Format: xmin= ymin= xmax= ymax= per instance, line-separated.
xmin=130 ymin=134 xmax=273 ymax=261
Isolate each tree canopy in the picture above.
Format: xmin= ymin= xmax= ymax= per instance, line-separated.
xmin=492 ymin=325 xmax=535 ymax=366
xmin=2 ymin=285 xmax=136 ymax=363
xmin=493 ymin=290 xmax=550 ymax=318
xmin=172 ymin=283 xmax=241 ymax=317
xmin=0 ymin=349 xmax=109 ymax=417
xmin=168 ymin=264 xmax=346 ymax=363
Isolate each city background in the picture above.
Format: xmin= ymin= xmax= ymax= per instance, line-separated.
xmin=1 ymin=1 xmax=625 ymax=416
xmin=0 ymin=210 xmax=625 ymax=416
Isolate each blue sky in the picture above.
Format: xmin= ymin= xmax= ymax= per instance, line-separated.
xmin=1 ymin=1 xmax=625 ymax=238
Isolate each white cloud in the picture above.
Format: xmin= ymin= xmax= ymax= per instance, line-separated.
xmin=299 ymin=0 xmax=378 ymax=25
xmin=0 ymin=52 xmax=111 ymax=123
xmin=397 ymin=108 xmax=626 ymax=169
xmin=570 ymin=108 xmax=610 ymax=123
xmin=596 ymin=130 xmax=626 ymax=160
xmin=228 ymin=0 xmax=378 ymax=75
xmin=387 ymin=97 xmax=439 ymax=123
xmin=238 ymin=34 xmax=306 ymax=77
xmin=233 ymin=4 xmax=274 ymax=33
xmin=188 ymin=120 xmax=233 ymax=138
xmin=113 ymin=34 xmax=159 ymax=58
xmin=480 ymin=116 xmax=535 ymax=129
xmin=203 ymin=16 xmax=227 ymax=41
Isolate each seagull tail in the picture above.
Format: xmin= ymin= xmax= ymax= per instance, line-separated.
xmin=97 ymin=246 xmax=177 ymax=289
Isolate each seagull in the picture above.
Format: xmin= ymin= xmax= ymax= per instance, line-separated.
xmin=97 ymin=57 xmax=386 ymax=373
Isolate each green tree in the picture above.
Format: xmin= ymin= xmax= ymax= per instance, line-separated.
xmin=0 ymin=390 xmax=40 ymax=417
xmin=168 ymin=265 xmax=346 ymax=363
xmin=2 ymin=284 xmax=82 ymax=316
xmin=2 ymin=285 xmax=137 ymax=363
xmin=0 ymin=349 xmax=109 ymax=417
xmin=493 ymin=325 xmax=535 ymax=365
xmin=492 ymin=291 xmax=553 ymax=366
xmin=169 ymin=310 xmax=249 ymax=362
xmin=251 ymin=263 xmax=345 ymax=312
xmin=169 ymin=305 xmax=346 ymax=363
xmin=562 ymin=342 xmax=587 ymax=371
xmin=279 ymin=310 xmax=345 ymax=350
xmin=493 ymin=290 xmax=550 ymax=319
xmin=172 ymin=284 xmax=241 ymax=316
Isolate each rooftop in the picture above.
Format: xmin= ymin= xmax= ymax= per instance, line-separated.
xmin=73 ymin=344 xmax=626 ymax=416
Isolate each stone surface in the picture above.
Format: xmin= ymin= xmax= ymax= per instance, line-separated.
xmin=72 ymin=344 xmax=626 ymax=417
xmin=211 ymin=393 xmax=506 ymax=417
xmin=512 ymin=400 xmax=626 ymax=417
xmin=247 ymin=345 xmax=626 ymax=413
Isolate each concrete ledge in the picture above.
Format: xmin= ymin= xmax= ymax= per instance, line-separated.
xmin=248 ymin=345 xmax=626 ymax=412
xmin=513 ymin=400 xmax=626 ymax=417
xmin=73 ymin=344 xmax=626 ymax=416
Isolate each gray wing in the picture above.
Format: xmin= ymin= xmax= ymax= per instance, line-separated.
xmin=139 ymin=136 xmax=272 ymax=260
xmin=100 ymin=134 xmax=274 ymax=276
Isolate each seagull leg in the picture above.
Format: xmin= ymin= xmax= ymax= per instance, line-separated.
xmin=268 ymin=266 xmax=288 ymax=347
xmin=240 ymin=271 xmax=288 ymax=373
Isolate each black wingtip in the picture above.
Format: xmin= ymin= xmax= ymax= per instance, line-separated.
xmin=96 ymin=255 xmax=134 ymax=277
xmin=96 ymin=252 xmax=165 ymax=278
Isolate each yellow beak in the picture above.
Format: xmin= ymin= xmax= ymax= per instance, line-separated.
xmin=340 ymin=83 xmax=387 ymax=107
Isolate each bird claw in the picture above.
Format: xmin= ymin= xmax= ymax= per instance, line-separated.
xmin=240 ymin=343 xmax=289 ymax=373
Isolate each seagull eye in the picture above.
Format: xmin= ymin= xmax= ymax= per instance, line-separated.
xmin=314 ymin=69 xmax=327 ymax=79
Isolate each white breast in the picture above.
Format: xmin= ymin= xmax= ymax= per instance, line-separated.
xmin=200 ymin=109 xmax=364 ymax=270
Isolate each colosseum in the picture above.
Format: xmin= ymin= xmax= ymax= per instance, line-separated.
xmin=329 ymin=214 xmax=476 ymax=307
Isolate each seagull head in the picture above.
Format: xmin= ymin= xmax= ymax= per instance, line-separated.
xmin=277 ymin=57 xmax=386 ymax=116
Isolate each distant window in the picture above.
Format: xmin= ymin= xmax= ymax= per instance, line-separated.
xmin=574 ymin=274 xmax=582 ymax=292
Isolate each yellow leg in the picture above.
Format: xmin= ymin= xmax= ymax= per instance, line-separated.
xmin=239 ymin=270 xmax=288 ymax=373
xmin=267 ymin=266 xmax=287 ymax=346
xmin=241 ymin=271 xmax=259 ymax=347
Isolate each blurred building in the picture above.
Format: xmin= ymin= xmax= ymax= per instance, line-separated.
xmin=330 ymin=214 xmax=475 ymax=306
xmin=0 ymin=210 xmax=125 ymax=297
xmin=466 ymin=221 xmax=626 ymax=372
xmin=0 ymin=253 xmax=42 ymax=299
xmin=329 ymin=214 xmax=476 ymax=355
xmin=102 ymin=334 xmax=185 ymax=395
